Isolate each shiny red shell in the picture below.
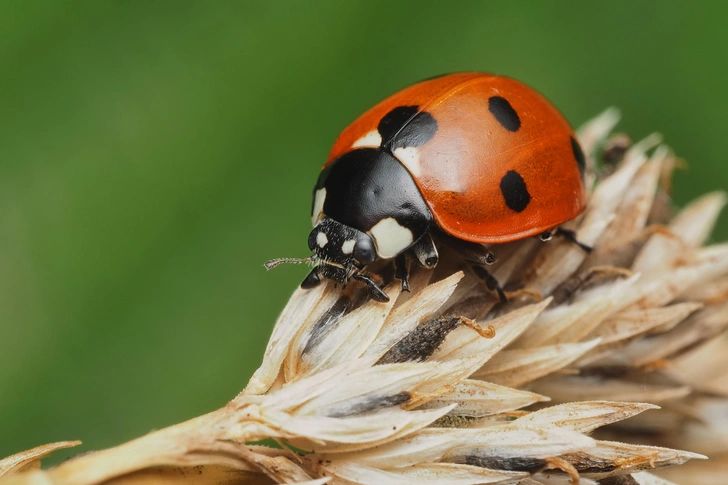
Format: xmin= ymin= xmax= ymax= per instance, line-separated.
xmin=325 ymin=73 xmax=587 ymax=244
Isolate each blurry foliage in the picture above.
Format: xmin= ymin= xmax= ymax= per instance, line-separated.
xmin=0 ymin=0 xmax=726 ymax=463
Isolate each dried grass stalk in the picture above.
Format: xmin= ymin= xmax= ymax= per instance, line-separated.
xmin=2 ymin=109 xmax=726 ymax=485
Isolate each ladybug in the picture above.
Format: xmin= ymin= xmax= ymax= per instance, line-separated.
xmin=267 ymin=73 xmax=588 ymax=302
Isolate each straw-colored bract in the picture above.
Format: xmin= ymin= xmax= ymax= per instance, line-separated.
xmin=2 ymin=109 xmax=726 ymax=485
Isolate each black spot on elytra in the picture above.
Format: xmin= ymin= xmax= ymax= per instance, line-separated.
xmin=500 ymin=170 xmax=530 ymax=213
xmin=378 ymin=106 xmax=438 ymax=151
xmin=488 ymin=96 xmax=521 ymax=132
xmin=571 ymin=136 xmax=586 ymax=180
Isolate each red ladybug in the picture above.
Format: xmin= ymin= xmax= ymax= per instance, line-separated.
xmin=267 ymin=73 xmax=588 ymax=302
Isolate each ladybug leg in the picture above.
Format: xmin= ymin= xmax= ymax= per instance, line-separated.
xmin=471 ymin=266 xmax=507 ymax=303
xmin=539 ymin=229 xmax=554 ymax=241
xmin=394 ymin=254 xmax=411 ymax=292
xmin=410 ymin=233 xmax=439 ymax=269
xmin=353 ymin=271 xmax=390 ymax=303
xmin=395 ymin=235 xmax=438 ymax=292
xmin=554 ymin=228 xmax=593 ymax=253
xmin=301 ymin=267 xmax=322 ymax=288
xmin=435 ymin=233 xmax=505 ymax=302
xmin=437 ymin=232 xmax=497 ymax=266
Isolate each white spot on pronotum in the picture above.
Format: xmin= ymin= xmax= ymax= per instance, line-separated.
xmin=316 ymin=232 xmax=328 ymax=248
xmin=393 ymin=146 xmax=422 ymax=177
xmin=311 ymin=188 xmax=327 ymax=226
xmin=369 ymin=217 xmax=414 ymax=259
xmin=352 ymin=130 xmax=382 ymax=148
xmin=341 ymin=239 xmax=356 ymax=254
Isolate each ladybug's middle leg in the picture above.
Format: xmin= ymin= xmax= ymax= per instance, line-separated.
xmin=435 ymin=232 xmax=506 ymax=302
xmin=471 ymin=266 xmax=507 ymax=303
xmin=436 ymin=231 xmax=497 ymax=266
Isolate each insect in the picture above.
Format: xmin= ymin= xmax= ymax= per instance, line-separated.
xmin=266 ymin=73 xmax=588 ymax=302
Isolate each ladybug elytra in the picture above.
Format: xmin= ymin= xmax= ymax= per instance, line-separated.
xmin=267 ymin=73 xmax=588 ymax=302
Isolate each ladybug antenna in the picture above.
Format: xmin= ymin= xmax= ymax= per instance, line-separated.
xmin=264 ymin=255 xmax=316 ymax=270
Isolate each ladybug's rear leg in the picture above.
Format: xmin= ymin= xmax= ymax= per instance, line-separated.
xmin=540 ymin=228 xmax=593 ymax=253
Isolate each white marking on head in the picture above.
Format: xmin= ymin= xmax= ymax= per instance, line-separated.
xmin=316 ymin=232 xmax=328 ymax=248
xmin=393 ymin=146 xmax=422 ymax=177
xmin=369 ymin=217 xmax=414 ymax=259
xmin=341 ymin=239 xmax=356 ymax=255
xmin=352 ymin=130 xmax=382 ymax=149
xmin=311 ymin=188 xmax=327 ymax=226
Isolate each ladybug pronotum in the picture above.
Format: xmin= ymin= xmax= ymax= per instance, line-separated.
xmin=267 ymin=73 xmax=588 ymax=302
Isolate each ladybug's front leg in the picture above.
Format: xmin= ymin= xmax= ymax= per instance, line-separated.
xmin=394 ymin=254 xmax=411 ymax=292
xmin=394 ymin=234 xmax=440 ymax=292
xmin=353 ymin=271 xmax=390 ymax=303
xmin=410 ymin=233 xmax=439 ymax=269
xmin=301 ymin=267 xmax=322 ymax=288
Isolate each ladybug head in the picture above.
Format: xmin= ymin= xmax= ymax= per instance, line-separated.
xmin=264 ymin=216 xmax=384 ymax=299
xmin=306 ymin=217 xmax=377 ymax=280
xmin=301 ymin=217 xmax=390 ymax=301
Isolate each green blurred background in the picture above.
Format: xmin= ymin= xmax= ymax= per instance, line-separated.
xmin=1 ymin=1 xmax=727 ymax=462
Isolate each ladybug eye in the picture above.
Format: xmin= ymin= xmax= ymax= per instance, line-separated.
xmin=307 ymin=231 xmax=319 ymax=251
xmin=353 ymin=237 xmax=376 ymax=265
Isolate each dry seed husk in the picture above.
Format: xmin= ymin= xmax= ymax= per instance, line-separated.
xmin=1 ymin=109 xmax=725 ymax=485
